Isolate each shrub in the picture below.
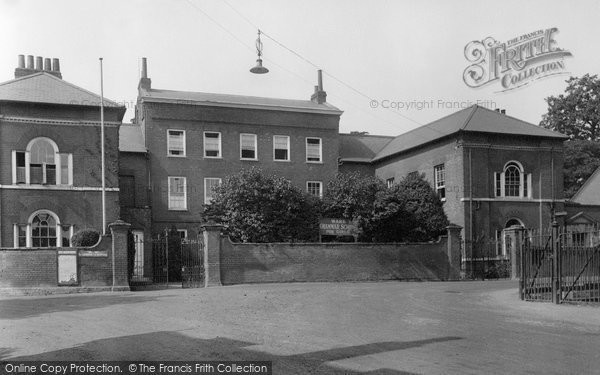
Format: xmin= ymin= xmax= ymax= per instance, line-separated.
xmin=71 ymin=229 xmax=101 ymax=247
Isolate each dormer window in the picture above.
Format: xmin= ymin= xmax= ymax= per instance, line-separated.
xmin=495 ymin=161 xmax=531 ymax=198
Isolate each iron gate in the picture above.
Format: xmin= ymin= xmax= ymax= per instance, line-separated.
xmin=129 ymin=231 xmax=204 ymax=289
xmin=521 ymin=224 xmax=600 ymax=304
xmin=462 ymin=234 xmax=512 ymax=280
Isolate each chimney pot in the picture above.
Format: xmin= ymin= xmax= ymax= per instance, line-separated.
xmin=18 ymin=55 xmax=25 ymax=68
xmin=35 ymin=56 xmax=43 ymax=70
xmin=501 ymin=109 xmax=506 ymax=115
xmin=27 ymin=55 xmax=34 ymax=69
xmin=44 ymin=58 xmax=51 ymax=71
xmin=52 ymin=58 xmax=60 ymax=72
xmin=141 ymin=57 xmax=148 ymax=79
xmin=318 ymin=69 xmax=323 ymax=91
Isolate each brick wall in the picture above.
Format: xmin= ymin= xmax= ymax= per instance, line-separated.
xmin=0 ymin=189 xmax=119 ymax=246
xmin=219 ymin=237 xmax=455 ymax=285
xmin=0 ymin=249 xmax=57 ymax=288
xmin=0 ymin=222 xmax=130 ymax=294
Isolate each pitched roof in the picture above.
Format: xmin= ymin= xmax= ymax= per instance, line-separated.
xmin=373 ymin=105 xmax=568 ymax=162
xmin=339 ymin=133 xmax=395 ymax=162
xmin=570 ymin=166 xmax=600 ymax=205
xmin=0 ymin=72 xmax=122 ymax=107
xmin=119 ymin=124 xmax=146 ymax=153
xmin=140 ymin=88 xmax=343 ymax=115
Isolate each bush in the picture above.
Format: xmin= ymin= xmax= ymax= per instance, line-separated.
xmin=204 ymin=167 xmax=321 ymax=242
xmin=71 ymin=229 xmax=101 ymax=247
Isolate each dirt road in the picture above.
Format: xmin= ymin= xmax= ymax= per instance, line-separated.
xmin=1 ymin=281 xmax=599 ymax=374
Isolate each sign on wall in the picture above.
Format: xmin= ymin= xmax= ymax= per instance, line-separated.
xmin=319 ymin=218 xmax=358 ymax=237
xmin=58 ymin=249 xmax=78 ymax=285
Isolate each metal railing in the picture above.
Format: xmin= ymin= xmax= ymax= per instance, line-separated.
xmin=521 ymin=224 xmax=600 ymax=304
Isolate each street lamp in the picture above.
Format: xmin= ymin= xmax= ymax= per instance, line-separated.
xmin=250 ymin=30 xmax=269 ymax=74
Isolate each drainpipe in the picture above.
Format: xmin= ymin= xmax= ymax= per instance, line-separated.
xmin=469 ymin=148 xmax=473 ymax=244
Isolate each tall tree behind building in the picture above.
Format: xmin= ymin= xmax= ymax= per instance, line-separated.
xmin=540 ymin=74 xmax=600 ymax=198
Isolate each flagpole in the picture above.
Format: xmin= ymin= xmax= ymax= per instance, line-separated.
xmin=99 ymin=58 xmax=106 ymax=235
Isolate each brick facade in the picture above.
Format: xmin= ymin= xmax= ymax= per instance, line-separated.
xmin=126 ymin=61 xmax=342 ymax=239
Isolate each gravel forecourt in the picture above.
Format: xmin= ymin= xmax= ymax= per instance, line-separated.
xmin=1 ymin=280 xmax=599 ymax=374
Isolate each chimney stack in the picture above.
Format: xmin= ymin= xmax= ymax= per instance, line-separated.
xmin=52 ymin=58 xmax=60 ymax=72
xmin=138 ymin=57 xmax=152 ymax=91
xmin=310 ymin=69 xmax=327 ymax=104
xmin=501 ymin=109 xmax=506 ymax=115
xmin=15 ymin=54 xmax=62 ymax=79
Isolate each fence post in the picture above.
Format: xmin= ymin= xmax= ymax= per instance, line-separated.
xmin=446 ymin=225 xmax=463 ymax=280
xmin=519 ymin=227 xmax=526 ymax=300
xmin=108 ymin=219 xmax=132 ymax=292
xmin=504 ymin=225 xmax=523 ymax=281
xmin=201 ymin=221 xmax=224 ymax=287
xmin=552 ymin=219 xmax=560 ymax=304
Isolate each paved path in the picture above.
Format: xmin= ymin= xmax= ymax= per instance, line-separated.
xmin=1 ymin=281 xmax=599 ymax=374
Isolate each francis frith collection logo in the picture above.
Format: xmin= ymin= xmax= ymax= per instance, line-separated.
xmin=463 ymin=27 xmax=572 ymax=91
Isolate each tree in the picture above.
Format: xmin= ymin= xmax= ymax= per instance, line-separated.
xmin=540 ymin=74 xmax=600 ymax=141
xmin=563 ymin=140 xmax=600 ymax=199
xmin=203 ymin=168 xmax=319 ymax=243
xmin=540 ymin=74 xmax=600 ymax=198
xmin=363 ymin=172 xmax=448 ymax=242
xmin=323 ymin=172 xmax=448 ymax=242
xmin=321 ymin=171 xmax=384 ymax=221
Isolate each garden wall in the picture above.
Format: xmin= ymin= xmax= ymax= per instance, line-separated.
xmin=204 ymin=225 xmax=462 ymax=286
xmin=0 ymin=220 xmax=130 ymax=295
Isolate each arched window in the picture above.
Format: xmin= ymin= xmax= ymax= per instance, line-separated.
xmin=31 ymin=212 xmax=57 ymax=247
xmin=494 ymin=161 xmax=531 ymax=198
xmin=12 ymin=137 xmax=72 ymax=186
xmin=13 ymin=210 xmax=73 ymax=248
xmin=29 ymin=138 xmax=57 ymax=184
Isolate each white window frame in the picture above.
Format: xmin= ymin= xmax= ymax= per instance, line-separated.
xmin=203 ymin=131 xmax=222 ymax=158
xmin=306 ymin=137 xmax=322 ymax=163
xmin=306 ymin=181 xmax=323 ymax=198
xmin=17 ymin=209 xmax=68 ymax=248
xmin=240 ymin=133 xmax=258 ymax=160
xmin=12 ymin=138 xmax=72 ymax=186
xmin=273 ymin=135 xmax=290 ymax=161
xmin=204 ymin=178 xmax=222 ymax=204
xmin=168 ymin=176 xmax=187 ymax=211
xmin=494 ymin=161 xmax=531 ymax=199
xmin=167 ymin=129 xmax=186 ymax=157
xmin=434 ymin=164 xmax=446 ymax=201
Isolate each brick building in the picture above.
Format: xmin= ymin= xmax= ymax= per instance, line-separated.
xmin=340 ymin=105 xmax=569 ymax=246
xmin=121 ymin=58 xmax=342 ymax=243
xmin=0 ymin=55 xmax=125 ymax=249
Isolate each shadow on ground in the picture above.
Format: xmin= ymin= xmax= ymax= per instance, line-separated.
xmin=0 ymin=348 xmax=16 ymax=360
xmin=6 ymin=331 xmax=461 ymax=374
xmin=0 ymin=295 xmax=169 ymax=320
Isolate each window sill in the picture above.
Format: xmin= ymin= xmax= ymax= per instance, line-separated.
xmin=168 ymin=208 xmax=188 ymax=212
xmin=240 ymin=158 xmax=259 ymax=162
xmin=274 ymin=159 xmax=291 ymax=162
xmin=306 ymin=161 xmax=323 ymax=164
xmin=167 ymin=154 xmax=187 ymax=158
xmin=203 ymin=156 xmax=222 ymax=160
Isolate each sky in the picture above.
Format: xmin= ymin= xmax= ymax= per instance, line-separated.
xmin=1 ymin=0 xmax=599 ymax=136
